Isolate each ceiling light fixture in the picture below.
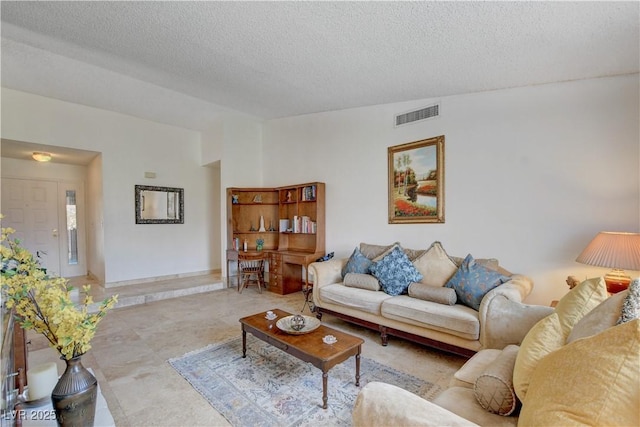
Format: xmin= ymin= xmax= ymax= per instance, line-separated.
xmin=32 ymin=152 xmax=52 ymax=162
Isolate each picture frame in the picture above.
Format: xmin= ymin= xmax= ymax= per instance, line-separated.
xmin=388 ymin=135 xmax=444 ymax=224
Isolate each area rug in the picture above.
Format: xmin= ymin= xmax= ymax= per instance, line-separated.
xmin=169 ymin=336 xmax=440 ymax=427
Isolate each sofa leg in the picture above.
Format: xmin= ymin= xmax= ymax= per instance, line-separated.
xmin=379 ymin=326 xmax=388 ymax=346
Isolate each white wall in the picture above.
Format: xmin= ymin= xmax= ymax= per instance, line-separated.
xmin=1 ymin=88 xmax=218 ymax=285
xmin=263 ymin=75 xmax=640 ymax=304
xmin=86 ymin=155 xmax=105 ymax=282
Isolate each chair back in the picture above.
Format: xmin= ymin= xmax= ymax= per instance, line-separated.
xmin=239 ymin=252 xmax=266 ymax=271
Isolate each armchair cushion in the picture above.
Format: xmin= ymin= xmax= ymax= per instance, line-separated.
xmin=473 ymin=344 xmax=520 ymax=416
xmin=519 ymin=319 xmax=640 ymax=427
xmin=359 ymin=241 xmax=400 ymax=260
xmin=512 ymin=313 xmax=564 ymax=401
xmin=554 ymin=276 xmax=609 ymax=336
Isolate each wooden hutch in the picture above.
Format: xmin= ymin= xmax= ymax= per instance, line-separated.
xmin=226 ymin=182 xmax=325 ymax=294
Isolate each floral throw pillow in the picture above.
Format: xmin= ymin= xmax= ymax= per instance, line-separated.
xmin=445 ymin=254 xmax=510 ymax=310
xmin=341 ymin=247 xmax=373 ymax=278
xmin=370 ymin=246 xmax=423 ymax=296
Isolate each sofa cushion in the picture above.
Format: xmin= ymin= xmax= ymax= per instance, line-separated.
xmin=519 ymin=319 xmax=640 ymax=427
xmin=318 ymin=283 xmax=392 ymax=315
xmin=445 ymin=254 xmax=510 ymax=310
xmin=341 ymin=247 xmax=373 ymax=278
xmin=343 ymin=273 xmax=380 ymax=291
xmin=512 ymin=313 xmax=564 ymax=401
xmin=370 ymin=246 xmax=423 ymax=296
xmin=412 ymin=241 xmax=458 ymax=287
xmin=382 ymin=295 xmax=480 ymax=340
xmin=473 ymin=344 xmax=520 ymax=416
xmin=403 ymin=247 xmax=426 ymax=261
xmin=554 ymin=276 xmax=609 ymax=336
xmin=359 ymin=241 xmax=400 ymax=260
xmin=567 ymin=289 xmax=627 ymax=343
xmin=408 ymin=282 xmax=457 ymax=305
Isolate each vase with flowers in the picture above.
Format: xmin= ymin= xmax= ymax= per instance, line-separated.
xmin=1 ymin=220 xmax=118 ymax=426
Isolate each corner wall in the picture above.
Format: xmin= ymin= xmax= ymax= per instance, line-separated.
xmin=263 ymin=75 xmax=640 ymax=304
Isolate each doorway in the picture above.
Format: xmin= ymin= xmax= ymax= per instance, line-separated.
xmin=1 ymin=178 xmax=87 ymax=278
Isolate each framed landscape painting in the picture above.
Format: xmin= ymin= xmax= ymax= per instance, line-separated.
xmin=388 ymin=135 xmax=444 ymax=224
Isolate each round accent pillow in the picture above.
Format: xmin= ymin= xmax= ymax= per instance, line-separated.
xmin=473 ymin=344 xmax=520 ymax=416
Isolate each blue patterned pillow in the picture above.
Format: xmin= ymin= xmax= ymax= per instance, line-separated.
xmin=341 ymin=247 xmax=373 ymax=278
xmin=445 ymin=254 xmax=510 ymax=310
xmin=370 ymin=246 xmax=423 ymax=296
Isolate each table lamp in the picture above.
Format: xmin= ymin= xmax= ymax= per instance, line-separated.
xmin=576 ymin=231 xmax=640 ymax=293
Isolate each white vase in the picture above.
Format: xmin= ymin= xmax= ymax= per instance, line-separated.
xmin=258 ymin=216 xmax=266 ymax=232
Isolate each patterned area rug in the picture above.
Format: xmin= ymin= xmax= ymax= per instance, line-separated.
xmin=169 ymin=336 xmax=440 ymax=427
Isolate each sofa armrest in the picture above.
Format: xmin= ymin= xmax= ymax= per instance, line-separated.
xmin=353 ymin=382 xmax=479 ymax=427
xmin=308 ymin=258 xmax=347 ymax=289
xmin=478 ymin=274 xmax=554 ymax=349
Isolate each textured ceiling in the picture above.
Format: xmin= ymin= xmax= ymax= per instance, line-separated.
xmin=1 ymin=1 xmax=639 ymax=131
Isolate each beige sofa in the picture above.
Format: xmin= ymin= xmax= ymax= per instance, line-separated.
xmin=353 ymin=277 xmax=640 ymax=427
xmin=309 ymin=242 xmax=552 ymax=357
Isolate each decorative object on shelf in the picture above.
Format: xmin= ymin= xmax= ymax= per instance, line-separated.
xmin=286 ymin=191 xmax=292 ymax=202
xmin=1 ymin=218 xmax=118 ymax=426
xmin=258 ymin=215 xmax=266 ymax=232
xmin=256 ymin=238 xmax=264 ymax=251
xmin=576 ymin=231 xmax=640 ymax=293
xmin=249 ymin=223 xmax=257 ymax=231
xmin=253 ymin=194 xmax=262 ymax=203
xmin=243 ymin=239 xmax=248 ymax=252
xmin=388 ymin=135 xmax=445 ymax=224
xmin=268 ymin=221 xmax=276 ymax=232
xmin=276 ymin=315 xmax=321 ymax=334
xmin=232 ymin=194 xmax=239 ymax=204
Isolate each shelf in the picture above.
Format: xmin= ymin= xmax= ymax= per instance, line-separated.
xmin=233 ymin=231 xmax=278 ymax=234
xmin=232 ymin=202 xmax=279 ymax=206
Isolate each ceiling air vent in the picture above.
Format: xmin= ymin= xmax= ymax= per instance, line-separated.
xmin=395 ymin=103 xmax=440 ymax=127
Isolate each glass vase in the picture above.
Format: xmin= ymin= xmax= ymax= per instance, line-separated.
xmin=51 ymin=355 xmax=97 ymax=427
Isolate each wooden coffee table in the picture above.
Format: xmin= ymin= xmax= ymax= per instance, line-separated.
xmin=239 ymin=308 xmax=364 ymax=409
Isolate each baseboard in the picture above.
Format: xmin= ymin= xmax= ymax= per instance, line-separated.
xmin=104 ymin=269 xmax=221 ymax=289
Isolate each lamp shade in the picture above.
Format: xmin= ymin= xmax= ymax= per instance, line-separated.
xmin=576 ymin=232 xmax=640 ymax=271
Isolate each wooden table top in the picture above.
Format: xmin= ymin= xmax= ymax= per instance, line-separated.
xmin=239 ymin=308 xmax=364 ymax=361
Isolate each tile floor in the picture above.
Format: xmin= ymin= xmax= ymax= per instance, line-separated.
xmin=27 ymin=276 xmax=466 ymax=426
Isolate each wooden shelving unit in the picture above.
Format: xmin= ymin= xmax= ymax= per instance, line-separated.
xmin=226 ymin=182 xmax=325 ymax=295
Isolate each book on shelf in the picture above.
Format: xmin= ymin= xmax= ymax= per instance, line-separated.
xmin=279 ymin=218 xmax=290 ymax=232
xmin=301 ymin=185 xmax=316 ymax=201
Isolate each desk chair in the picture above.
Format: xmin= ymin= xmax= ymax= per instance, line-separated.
xmin=238 ymin=252 xmax=266 ymax=293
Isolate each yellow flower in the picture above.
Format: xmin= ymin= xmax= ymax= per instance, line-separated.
xmin=1 ymin=223 xmax=118 ymax=360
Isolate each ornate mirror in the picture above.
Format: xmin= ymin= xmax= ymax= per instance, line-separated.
xmin=135 ymin=185 xmax=184 ymax=224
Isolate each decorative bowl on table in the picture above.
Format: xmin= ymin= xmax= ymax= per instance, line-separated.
xmin=276 ymin=315 xmax=321 ymax=334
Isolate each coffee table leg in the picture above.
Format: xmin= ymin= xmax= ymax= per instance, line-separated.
xmin=242 ymin=328 xmax=247 ymax=358
xmin=355 ymin=347 xmax=361 ymax=386
xmin=322 ymin=371 xmax=328 ymax=409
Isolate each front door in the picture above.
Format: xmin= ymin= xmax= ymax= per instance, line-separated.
xmin=2 ymin=178 xmax=61 ymax=276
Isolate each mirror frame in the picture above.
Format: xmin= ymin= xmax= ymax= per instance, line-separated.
xmin=135 ymin=185 xmax=184 ymax=224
